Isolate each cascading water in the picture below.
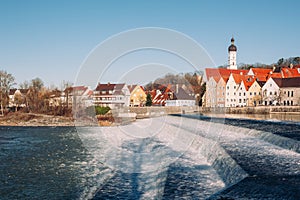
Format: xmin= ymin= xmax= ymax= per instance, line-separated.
xmin=75 ymin=116 xmax=253 ymax=199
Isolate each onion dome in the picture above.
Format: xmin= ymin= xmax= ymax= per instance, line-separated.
xmin=228 ymin=37 xmax=237 ymax=52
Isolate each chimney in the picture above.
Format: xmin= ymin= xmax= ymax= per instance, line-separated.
xmin=176 ymin=84 xmax=179 ymax=93
xmin=290 ymin=63 xmax=293 ymax=68
xmin=273 ymin=65 xmax=276 ymax=72
xmin=107 ymin=82 xmax=110 ymax=86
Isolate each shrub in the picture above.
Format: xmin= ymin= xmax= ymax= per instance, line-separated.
xmin=85 ymin=106 xmax=111 ymax=116
xmin=95 ymin=106 xmax=111 ymax=115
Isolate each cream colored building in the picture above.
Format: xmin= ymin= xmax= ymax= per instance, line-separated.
xmin=128 ymin=85 xmax=146 ymax=107
xmin=247 ymin=81 xmax=263 ymax=106
xmin=205 ymin=77 xmax=218 ymax=107
xmin=216 ymin=77 xmax=226 ymax=107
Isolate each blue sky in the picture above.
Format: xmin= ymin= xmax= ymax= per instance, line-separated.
xmin=0 ymin=0 xmax=299 ymax=87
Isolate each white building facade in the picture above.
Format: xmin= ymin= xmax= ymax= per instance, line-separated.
xmin=261 ymin=78 xmax=280 ymax=106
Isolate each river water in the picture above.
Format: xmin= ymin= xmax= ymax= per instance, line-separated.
xmin=0 ymin=115 xmax=300 ymax=199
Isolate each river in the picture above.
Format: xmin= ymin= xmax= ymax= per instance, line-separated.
xmin=0 ymin=114 xmax=299 ymax=199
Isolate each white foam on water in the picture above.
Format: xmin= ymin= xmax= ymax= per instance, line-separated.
xmin=76 ymin=116 xmax=236 ymax=199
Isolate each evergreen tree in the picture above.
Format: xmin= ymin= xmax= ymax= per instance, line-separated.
xmin=145 ymin=93 xmax=152 ymax=106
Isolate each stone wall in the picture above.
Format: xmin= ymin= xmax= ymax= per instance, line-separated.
xmin=129 ymin=106 xmax=199 ymax=118
xmin=199 ymin=106 xmax=300 ymax=114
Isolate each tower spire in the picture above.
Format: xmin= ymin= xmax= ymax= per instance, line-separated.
xmin=228 ymin=37 xmax=237 ymax=69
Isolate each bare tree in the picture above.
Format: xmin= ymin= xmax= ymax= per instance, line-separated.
xmin=0 ymin=70 xmax=15 ymax=115
xmin=27 ymin=78 xmax=44 ymax=112
xmin=19 ymin=80 xmax=30 ymax=89
xmin=13 ymin=92 xmax=23 ymax=111
xmin=61 ymin=80 xmax=73 ymax=109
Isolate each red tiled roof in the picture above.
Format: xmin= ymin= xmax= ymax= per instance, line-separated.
xmin=231 ymin=74 xmax=256 ymax=91
xmin=9 ymin=89 xmax=17 ymax=95
xmin=205 ymin=68 xmax=248 ymax=83
xmin=243 ymin=78 xmax=255 ymax=91
xmin=268 ymin=73 xmax=282 ymax=79
xmin=149 ymin=85 xmax=171 ymax=106
xmin=251 ymin=68 xmax=272 ymax=75
xmin=9 ymin=89 xmax=29 ymax=95
xmin=255 ymin=75 xmax=268 ymax=82
xmin=95 ymin=83 xmax=116 ymax=91
xmin=281 ymin=67 xmax=300 ymax=78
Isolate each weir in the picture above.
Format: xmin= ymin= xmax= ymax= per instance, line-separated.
xmin=76 ymin=116 xmax=255 ymax=199
xmin=178 ymin=114 xmax=300 ymax=153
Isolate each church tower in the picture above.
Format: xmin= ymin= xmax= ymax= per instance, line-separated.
xmin=228 ymin=37 xmax=237 ymax=69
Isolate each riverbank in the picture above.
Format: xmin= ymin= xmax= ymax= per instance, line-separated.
xmin=2 ymin=105 xmax=300 ymax=126
xmin=0 ymin=112 xmax=75 ymax=126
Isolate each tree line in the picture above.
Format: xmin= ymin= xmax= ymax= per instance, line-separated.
xmin=0 ymin=70 xmax=72 ymax=116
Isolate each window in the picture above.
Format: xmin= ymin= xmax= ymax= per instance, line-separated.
xmin=284 ymin=91 xmax=286 ymax=95
xmin=284 ymin=101 xmax=286 ymax=106
xmin=244 ymin=99 xmax=246 ymax=103
xmin=244 ymin=92 xmax=246 ymax=96
xmin=234 ymin=92 xmax=236 ymax=95
xmin=274 ymin=91 xmax=277 ymax=95
xmin=227 ymin=92 xmax=229 ymax=95
xmin=227 ymin=86 xmax=229 ymax=89
xmin=291 ymin=101 xmax=293 ymax=106
xmin=239 ymin=93 xmax=241 ymax=96
xmin=270 ymin=91 xmax=272 ymax=95
xmin=234 ymin=86 xmax=236 ymax=89
xmin=270 ymin=84 xmax=272 ymax=87
xmin=239 ymin=99 xmax=241 ymax=103
xmin=254 ymin=92 xmax=257 ymax=95
xmin=109 ymin=90 xmax=113 ymax=94
xmin=288 ymin=91 xmax=290 ymax=97
xmin=291 ymin=91 xmax=294 ymax=97
xmin=101 ymin=91 xmax=106 ymax=94
xmin=250 ymin=92 xmax=252 ymax=96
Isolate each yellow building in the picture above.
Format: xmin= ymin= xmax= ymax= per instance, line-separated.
xmin=128 ymin=85 xmax=146 ymax=107
xmin=247 ymin=80 xmax=263 ymax=106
